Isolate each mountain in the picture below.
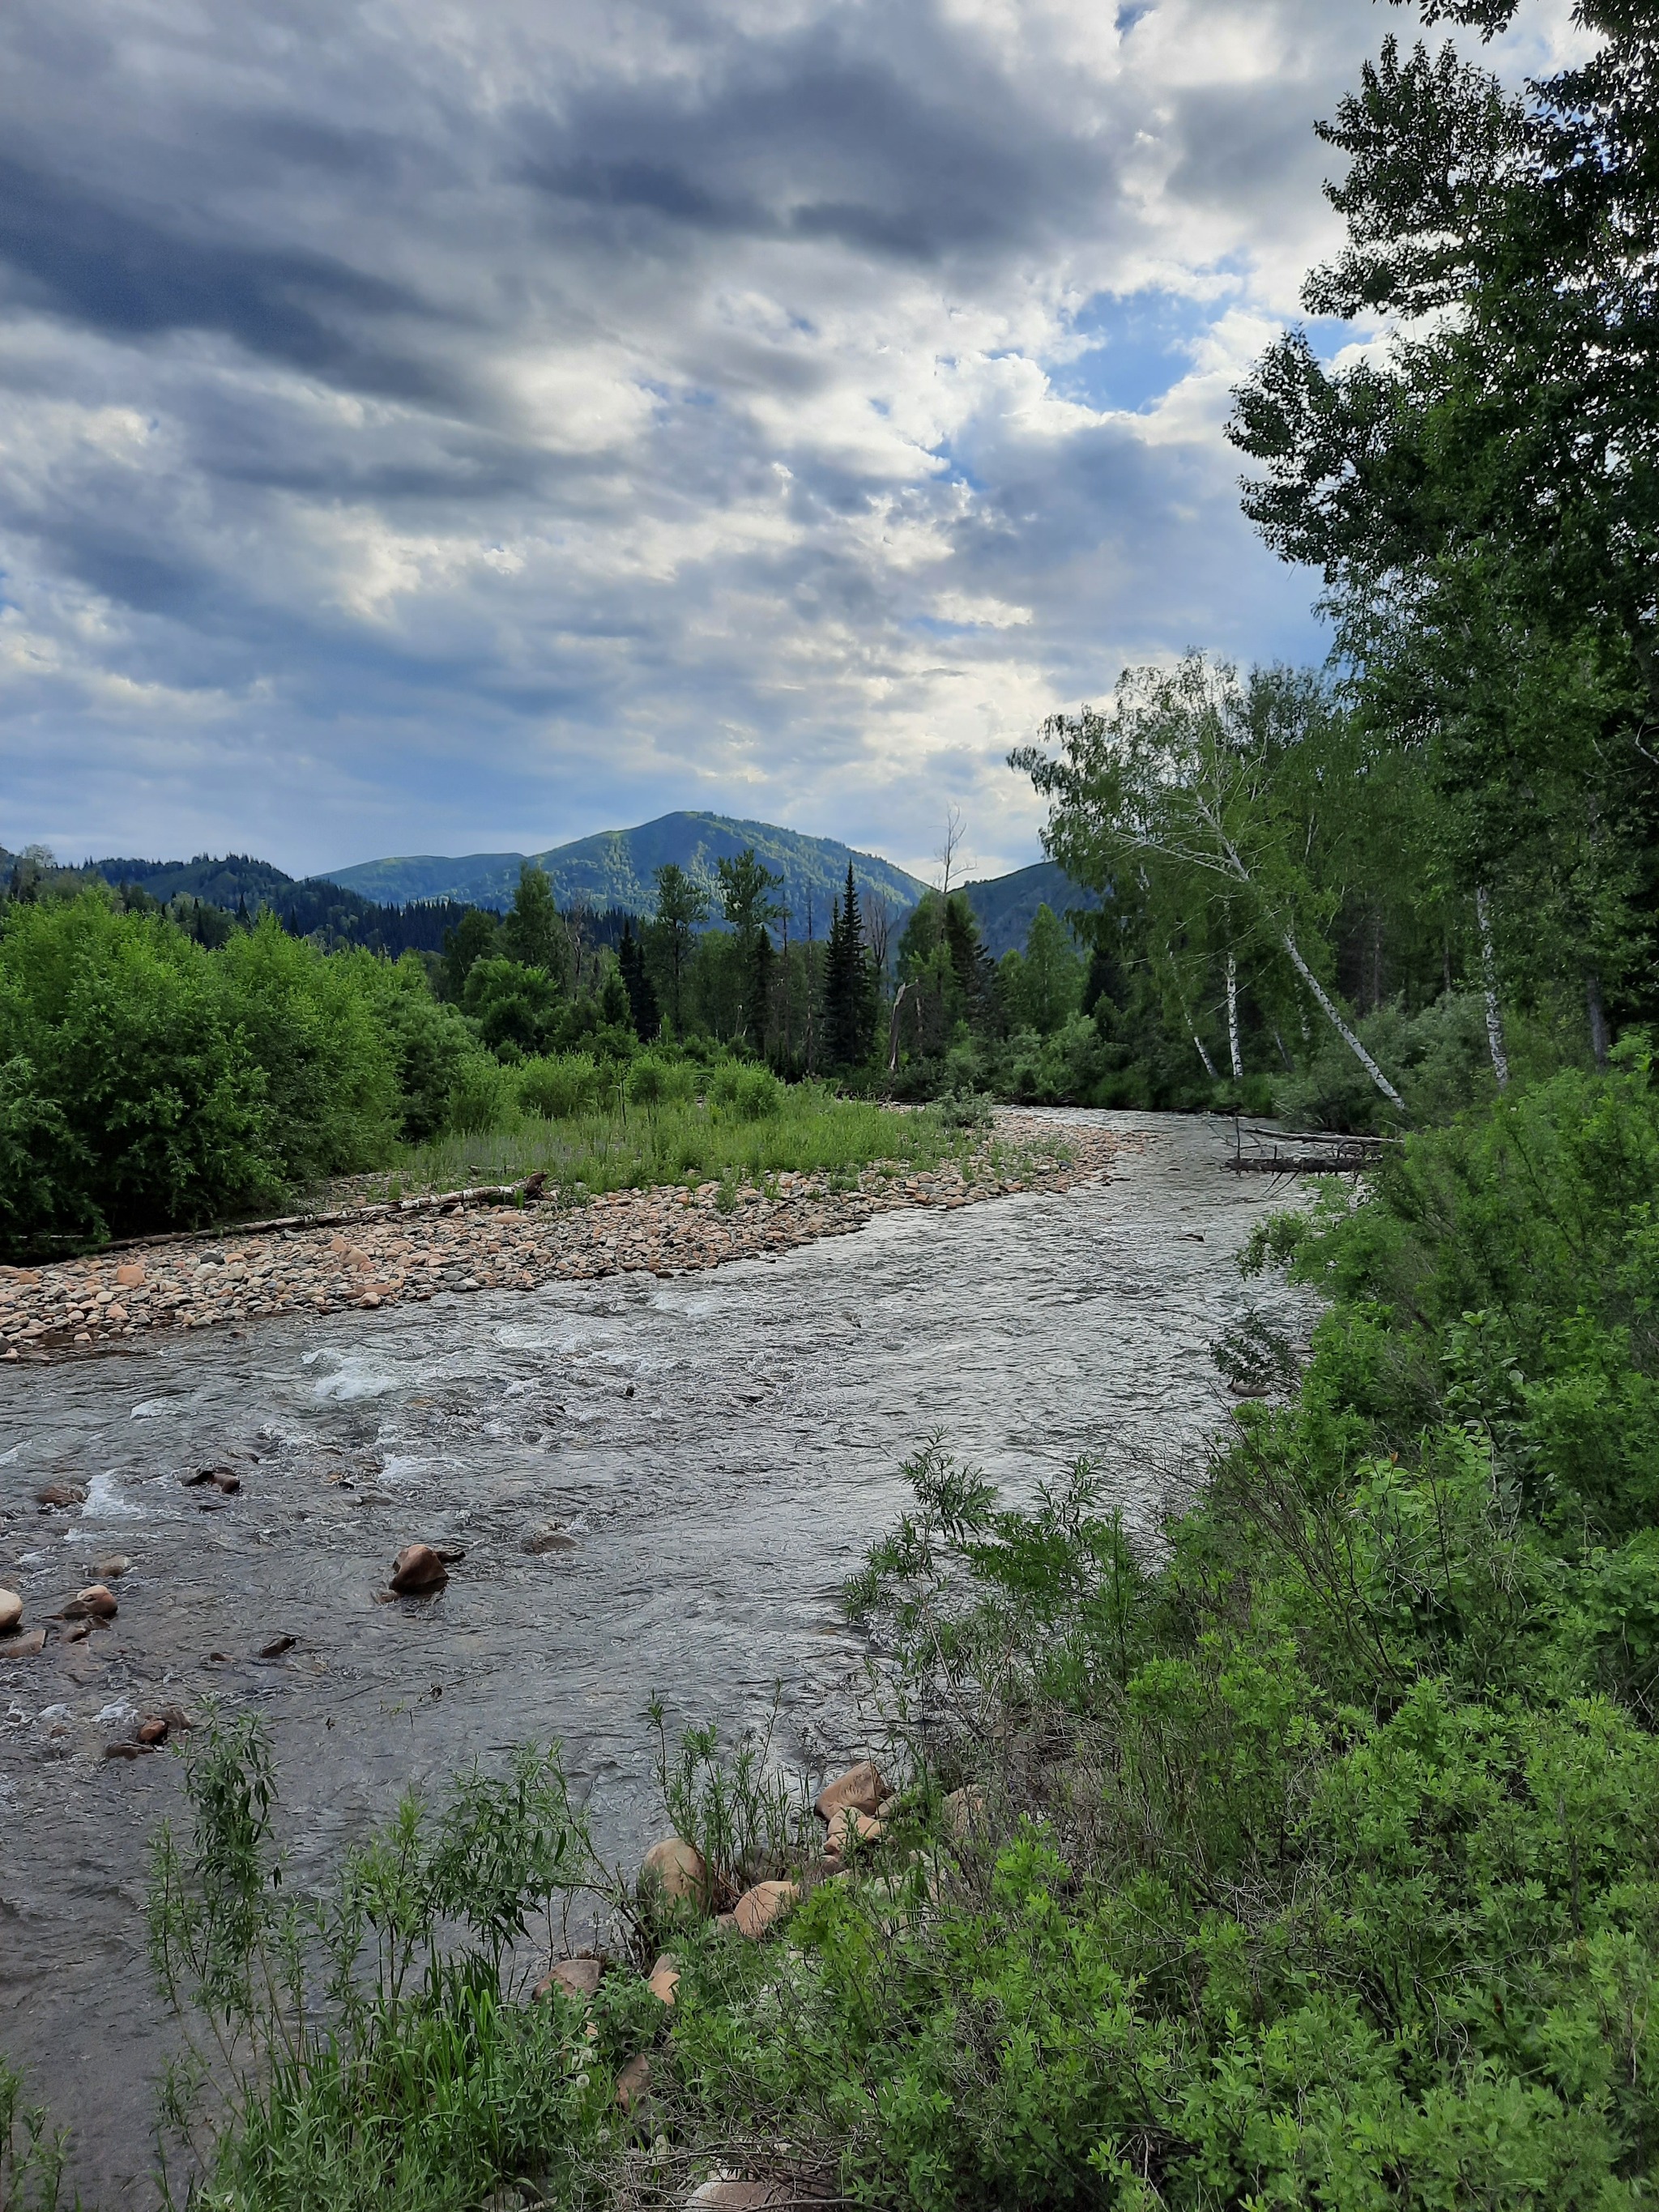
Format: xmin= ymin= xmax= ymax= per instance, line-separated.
xmin=75 ymin=852 xmax=480 ymax=957
xmin=960 ymin=860 xmax=1102 ymax=958
xmin=321 ymin=811 xmax=928 ymax=931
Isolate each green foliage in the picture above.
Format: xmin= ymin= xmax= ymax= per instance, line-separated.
xmin=0 ymin=890 xmax=278 ymax=1250
xmin=213 ymin=918 xmax=400 ymax=1183
xmin=498 ymin=863 xmax=569 ymax=984
xmin=518 ymin=1052 xmax=603 ymax=1120
xmin=660 ymin=1066 xmax=1659 ymax=2209
xmin=0 ymin=2057 xmax=69 ymax=2212
xmin=147 ymin=1715 xmax=608 ymax=2212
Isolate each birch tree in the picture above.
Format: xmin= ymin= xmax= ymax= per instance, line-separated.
xmin=1013 ymin=654 xmax=1408 ymax=1112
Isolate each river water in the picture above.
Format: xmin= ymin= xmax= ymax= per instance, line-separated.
xmin=0 ymin=1111 xmax=1307 ymax=2203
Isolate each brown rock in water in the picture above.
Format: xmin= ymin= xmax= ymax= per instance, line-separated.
xmin=813 ymin=1760 xmax=886 ymax=1827
xmin=104 ymin=1741 xmax=151 ymax=1761
xmin=0 ymin=1590 xmax=22 ymax=1637
xmin=389 ymin=1543 xmax=448 ymax=1595
xmin=257 ymin=1634 xmax=296 ymax=1660
xmin=731 ymin=1879 xmax=797 ymax=1940
xmin=181 ymin=1467 xmax=241 ymax=1494
xmin=646 ymin=1953 xmax=680 ymax=2005
xmin=92 ymin=1555 xmax=130 ymax=1581
xmin=62 ymin=1584 xmax=117 ymax=1621
xmin=641 ymin=1835 xmax=708 ymax=1904
xmin=521 ymin=1526 xmax=578 ymax=1554
xmin=535 ymin=1956 xmax=603 ymax=2003
xmin=36 ymin=1485 xmax=85 ymax=1510
xmin=614 ymin=2052 xmax=652 ymax=2113
xmin=2 ymin=1629 xmax=46 ymax=1657
xmin=137 ymin=1717 xmax=170 ymax=1745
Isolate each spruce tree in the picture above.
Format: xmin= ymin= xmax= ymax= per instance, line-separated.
xmin=823 ymin=862 xmax=874 ymax=1068
xmin=617 ymin=918 xmax=661 ymax=1041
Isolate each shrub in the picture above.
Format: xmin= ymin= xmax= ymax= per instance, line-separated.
xmin=518 ymin=1053 xmax=601 ymax=1120
xmin=215 ymin=916 xmax=399 ymax=1180
xmin=447 ymin=1055 xmax=517 ymax=1136
xmin=0 ymin=892 xmax=277 ymax=1250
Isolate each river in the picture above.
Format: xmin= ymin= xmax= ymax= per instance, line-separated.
xmin=0 ymin=1110 xmax=1309 ymax=2203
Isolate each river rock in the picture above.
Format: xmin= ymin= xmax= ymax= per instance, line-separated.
xmin=824 ymin=1807 xmax=885 ymax=1859
xmin=92 ymin=1555 xmax=130 ymax=1580
xmin=614 ymin=2052 xmax=652 ymax=2113
xmin=2 ymin=1629 xmax=46 ymax=1658
xmin=646 ymin=1953 xmax=680 ymax=2005
xmin=63 ymin=1584 xmax=117 ymax=1621
xmin=731 ymin=1879 xmax=797 ymax=1940
xmin=521 ymin=1525 xmax=578 ymax=1554
xmin=137 ymin=1717 xmax=170 ymax=1745
xmin=0 ymin=1591 xmax=22 ymax=1637
xmin=813 ymin=1760 xmax=886 ymax=1826
xmin=36 ymin=1485 xmax=85 ymax=1510
xmin=685 ymin=2180 xmax=799 ymax=2210
xmin=389 ymin=1544 xmax=449 ymax=1595
xmin=941 ymin=1784 xmax=989 ymax=1843
xmin=115 ymin=1261 xmax=147 ymax=1288
xmin=535 ymin=1956 xmax=603 ymax=2002
xmin=642 ymin=1835 xmax=708 ymax=1903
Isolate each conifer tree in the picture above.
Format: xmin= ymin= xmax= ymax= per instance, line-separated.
xmin=823 ymin=862 xmax=875 ymax=1068
xmin=616 ymin=918 xmax=660 ymax=1042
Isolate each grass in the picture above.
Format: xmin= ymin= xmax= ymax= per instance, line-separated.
xmin=309 ymin=1085 xmax=1071 ymax=1214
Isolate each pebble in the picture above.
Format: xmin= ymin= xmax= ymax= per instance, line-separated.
xmin=0 ymin=1121 xmax=1115 ymax=1360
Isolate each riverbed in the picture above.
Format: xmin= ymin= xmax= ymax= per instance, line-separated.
xmin=0 ymin=1110 xmax=1309 ymax=2204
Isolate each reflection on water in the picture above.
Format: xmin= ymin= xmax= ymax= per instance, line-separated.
xmin=0 ymin=1112 xmax=1308 ymax=2203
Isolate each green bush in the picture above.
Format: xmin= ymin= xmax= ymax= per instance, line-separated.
xmin=518 ymin=1053 xmax=602 ymax=1119
xmin=0 ymin=891 xmax=278 ymax=1250
xmin=446 ymin=1055 xmax=517 ymax=1137
xmin=215 ymin=916 xmax=399 ymax=1181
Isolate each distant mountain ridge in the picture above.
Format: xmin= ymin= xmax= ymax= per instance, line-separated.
xmin=320 ymin=811 xmax=927 ymax=932
xmin=11 ymin=816 xmax=1098 ymax=961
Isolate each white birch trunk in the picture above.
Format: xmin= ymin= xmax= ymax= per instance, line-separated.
xmin=1281 ymin=928 xmax=1407 ymax=1112
xmin=1226 ymin=952 xmax=1243 ymax=1081
xmin=1191 ymin=1026 xmax=1218 ymax=1081
xmin=1475 ymin=884 xmax=1510 ymax=1091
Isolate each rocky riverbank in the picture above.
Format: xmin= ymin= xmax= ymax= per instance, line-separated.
xmin=0 ymin=1119 xmax=1118 ymax=1362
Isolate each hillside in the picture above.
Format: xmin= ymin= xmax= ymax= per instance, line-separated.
xmin=959 ymin=859 xmax=1100 ymax=957
xmin=321 ymin=811 xmax=928 ymax=930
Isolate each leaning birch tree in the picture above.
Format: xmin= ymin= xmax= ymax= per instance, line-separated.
xmin=1013 ymin=653 xmax=1407 ymax=1113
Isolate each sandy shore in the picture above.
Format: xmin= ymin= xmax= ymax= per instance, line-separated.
xmin=0 ymin=1118 xmax=1117 ymax=1362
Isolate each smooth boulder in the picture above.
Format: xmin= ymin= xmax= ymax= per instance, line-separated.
xmin=535 ymin=1956 xmax=603 ymax=2003
xmin=0 ymin=1590 xmax=22 ymax=1637
xmin=388 ymin=1544 xmax=449 ymax=1595
xmin=614 ymin=2053 xmax=652 ymax=2113
xmin=642 ymin=1835 xmax=708 ymax=1904
xmin=813 ymin=1760 xmax=887 ymax=1827
xmin=63 ymin=1584 xmax=117 ymax=1621
xmin=646 ymin=1953 xmax=680 ymax=2006
xmin=731 ymin=1879 xmax=798 ymax=1940
xmin=824 ymin=1806 xmax=885 ymax=1859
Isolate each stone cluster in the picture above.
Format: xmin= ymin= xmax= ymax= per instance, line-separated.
xmin=0 ymin=1120 xmax=1115 ymax=1361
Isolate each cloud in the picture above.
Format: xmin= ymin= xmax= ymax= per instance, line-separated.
xmin=0 ymin=0 xmax=1559 ymax=879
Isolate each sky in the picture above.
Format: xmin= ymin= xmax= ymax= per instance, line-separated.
xmin=0 ymin=0 xmax=1584 ymax=884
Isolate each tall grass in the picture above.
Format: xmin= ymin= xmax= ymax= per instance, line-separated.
xmin=330 ymin=1080 xmax=1030 ymax=1208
